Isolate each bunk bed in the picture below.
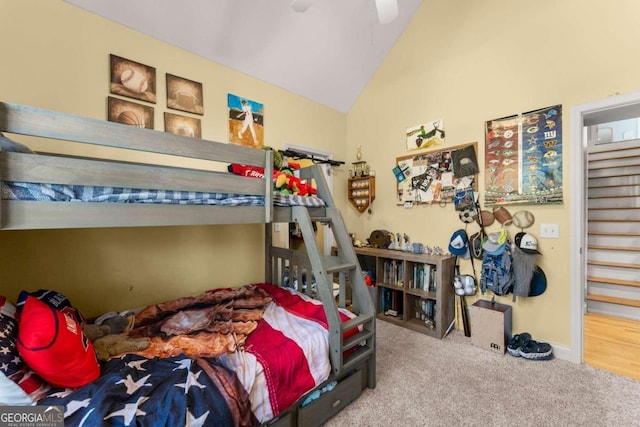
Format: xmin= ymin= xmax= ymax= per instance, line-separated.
xmin=0 ymin=102 xmax=376 ymax=427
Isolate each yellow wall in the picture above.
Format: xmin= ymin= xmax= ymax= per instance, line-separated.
xmin=0 ymin=1 xmax=346 ymax=316
xmin=347 ymin=0 xmax=640 ymax=346
xmin=3 ymin=0 xmax=639 ymax=348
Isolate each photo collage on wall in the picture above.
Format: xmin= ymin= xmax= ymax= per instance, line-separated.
xmin=108 ymin=55 xmax=157 ymax=129
xmin=484 ymin=104 xmax=563 ymax=206
xmin=395 ymin=143 xmax=478 ymax=207
xmin=107 ymin=54 xmax=204 ymax=139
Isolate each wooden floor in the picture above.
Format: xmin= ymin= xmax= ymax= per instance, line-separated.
xmin=584 ymin=313 xmax=640 ymax=380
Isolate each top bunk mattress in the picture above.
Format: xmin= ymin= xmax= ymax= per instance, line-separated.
xmin=1 ymin=181 xmax=326 ymax=207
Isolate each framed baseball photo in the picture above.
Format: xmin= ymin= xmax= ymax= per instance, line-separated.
xmin=109 ymin=54 xmax=157 ymax=103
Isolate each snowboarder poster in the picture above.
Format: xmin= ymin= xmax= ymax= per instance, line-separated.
xmin=228 ymin=94 xmax=264 ymax=148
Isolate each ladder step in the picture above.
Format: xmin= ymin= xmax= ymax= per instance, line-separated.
xmin=326 ymin=262 xmax=357 ymax=274
xmin=343 ymin=329 xmax=373 ymax=352
xmin=342 ymin=312 xmax=374 ymax=332
xmin=342 ymin=346 xmax=373 ymax=372
xmin=310 ymin=216 xmax=332 ymax=223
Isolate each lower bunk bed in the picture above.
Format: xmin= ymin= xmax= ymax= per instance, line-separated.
xmin=3 ymin=282 xmax=370 ymax=427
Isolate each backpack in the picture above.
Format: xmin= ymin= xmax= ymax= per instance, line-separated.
xmin=479 ymin=242 xmax=514 ymax=296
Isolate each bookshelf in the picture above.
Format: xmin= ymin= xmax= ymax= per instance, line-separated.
xmin=352 ymin=246 xmax=456 ymax=339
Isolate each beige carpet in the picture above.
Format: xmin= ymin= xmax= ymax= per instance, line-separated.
xmin=325 ymin=320 xmax=640 ymax=427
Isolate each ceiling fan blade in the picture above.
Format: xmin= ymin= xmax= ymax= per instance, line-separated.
xmin=290 ymin=0 xmax=312 ymax=13
xmin=375 ymin=0 xmax=399 ymax=24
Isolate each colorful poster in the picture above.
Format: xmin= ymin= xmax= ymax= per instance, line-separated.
xmin=484 ymin=105 xmax=562 ymax=205
xmin=228 ymin=94 xmax=264 ymax=148
xmin=406 ymin=119 xmax=445 ymax=151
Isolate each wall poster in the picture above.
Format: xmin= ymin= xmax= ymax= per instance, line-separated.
xmin=405 ymin=119 xmax=445 ymax=151
xmin=484 ymin=104 xmax=562 ymax=206
xmin=107 ymin=96 xmax=154 ymax=130
xmin=109 ymin=54 xmax=157 ymax=104
xmin=395 ymin=142 xmax=478 ymax=207
xmin=228 ymin=94 xmax=264 ymax=148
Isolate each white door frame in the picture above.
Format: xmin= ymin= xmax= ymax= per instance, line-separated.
xmin=570 ymin=90 xmax=640 ymax=363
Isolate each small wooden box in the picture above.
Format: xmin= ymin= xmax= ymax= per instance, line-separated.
xmin=470 ymin=300 xmax=512 ymax=354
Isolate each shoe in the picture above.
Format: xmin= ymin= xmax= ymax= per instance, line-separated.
xmin=507 ymin=332 xmax=531 ymax=357
xmin=518 ymin=340 xmax=553 ymax=360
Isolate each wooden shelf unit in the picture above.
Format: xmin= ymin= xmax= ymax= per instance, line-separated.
xmin=352 ymin=246 xmax=456 ymax=339
xmin=348 ymin=176 xmax=375 ymax=213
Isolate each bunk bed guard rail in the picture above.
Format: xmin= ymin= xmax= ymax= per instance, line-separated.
xmin=0 ymin=102 xmax=274 ymax=228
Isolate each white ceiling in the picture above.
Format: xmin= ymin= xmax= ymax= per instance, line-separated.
xmin=65 ymin=0 xmax=423 ymax=113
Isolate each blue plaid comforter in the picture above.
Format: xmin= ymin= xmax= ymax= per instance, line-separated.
xmin=1 ymin=182 xmax=325 ymax=207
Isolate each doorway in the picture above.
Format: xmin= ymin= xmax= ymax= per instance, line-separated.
xmin=570 ymin=91 xmax=640 ymax=380
xmin=283 ymin=143 xmax=335 ymax=255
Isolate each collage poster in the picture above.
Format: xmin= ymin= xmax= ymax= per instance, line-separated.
xmin=484 ymin=104 xmax=563 ymax=206
xmin=395 ymin=143 xmax=478 ymax=206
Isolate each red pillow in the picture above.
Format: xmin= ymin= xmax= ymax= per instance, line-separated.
xmin=0 ymin=297 xmax=50 ymax=401
xmin=17 ymin=296 xmax=100 ymax=388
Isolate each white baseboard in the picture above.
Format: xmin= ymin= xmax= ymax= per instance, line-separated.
xmin=550 ymin=342 xmax=572 ymax=362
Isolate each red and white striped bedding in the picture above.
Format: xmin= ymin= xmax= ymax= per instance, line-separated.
xmin=222 ymin=283 xmax=356 ymax=422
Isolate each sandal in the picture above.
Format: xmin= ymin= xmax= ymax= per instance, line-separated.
xmin=518 ymin=340 xmax=553 ymax=360
xmin=507 ymin=332 xmax=531 ymax=357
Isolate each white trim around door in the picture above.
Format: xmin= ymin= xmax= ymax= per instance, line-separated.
xmin=570 ymin=89 xmax=640 ymax=364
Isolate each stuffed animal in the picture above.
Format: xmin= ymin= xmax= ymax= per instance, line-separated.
xmin=82 ymin=323 xmax=111 ymax=341
xmin=82 ymin=313 xmax=150 ymax=362
xmin=227 ymin=146 xmax=317 ymax=197
xmin=274 ymin=169 xmax=317 ymax=196
xmin=92 ymin=334 xmax=150 ymax=362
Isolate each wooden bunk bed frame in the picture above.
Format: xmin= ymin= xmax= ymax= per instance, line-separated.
xmin=0 ymin=102 xmax=375 ymax=427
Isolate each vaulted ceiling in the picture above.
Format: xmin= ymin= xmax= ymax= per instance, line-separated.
xmin=66 ymin=0 xmax=424 ymax=113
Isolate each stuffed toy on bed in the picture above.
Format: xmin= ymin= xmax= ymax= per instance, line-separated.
xmin=82 ymin=313 xmax=150 ymax=362
xmin=227 ymin=158 xmax=317 ymax=197
xmin=274 ymin=169 xmax=317 ymax=196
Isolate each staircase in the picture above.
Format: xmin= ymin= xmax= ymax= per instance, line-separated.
xmin=291 ymin=205 xmax=376 ymax=385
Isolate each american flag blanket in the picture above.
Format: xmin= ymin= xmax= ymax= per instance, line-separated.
xmin=39 ymin=355 xmax=257 ymax=427
xmin=33 ymin=284 xmax=355 ymax=425
xmin=221 ymin=284 xmax=358 ymax=422
xmin=1 ymin=182 xmax=325 ymax=207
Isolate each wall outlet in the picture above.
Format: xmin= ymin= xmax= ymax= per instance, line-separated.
xmin=540 ymin=223 xmax=559 ymax=238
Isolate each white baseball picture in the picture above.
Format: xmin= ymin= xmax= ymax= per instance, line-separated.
xmin=110 ymin=54 xmax=157 ymax=104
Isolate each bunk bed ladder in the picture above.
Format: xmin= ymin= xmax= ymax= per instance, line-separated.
xmin=291 ymin=205 xmax=376 ymax=386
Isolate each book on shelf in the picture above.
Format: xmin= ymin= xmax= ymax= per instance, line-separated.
xmin=381 ymin=288 xmax=403 ymax=317
xmin=414 ymin=298 xmax=436 ymax=323
xmin=412 ymin=263 xmax=432 ymax=291
xmin=383 ymin=260 xmax=404 ymax=287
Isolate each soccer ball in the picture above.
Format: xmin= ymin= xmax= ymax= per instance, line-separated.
xmin=458 ymin=208 xmax=477 ymax=224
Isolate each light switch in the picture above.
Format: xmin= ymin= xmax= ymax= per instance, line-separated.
xmin=540 ymin=223 xmax=559 ymax=238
